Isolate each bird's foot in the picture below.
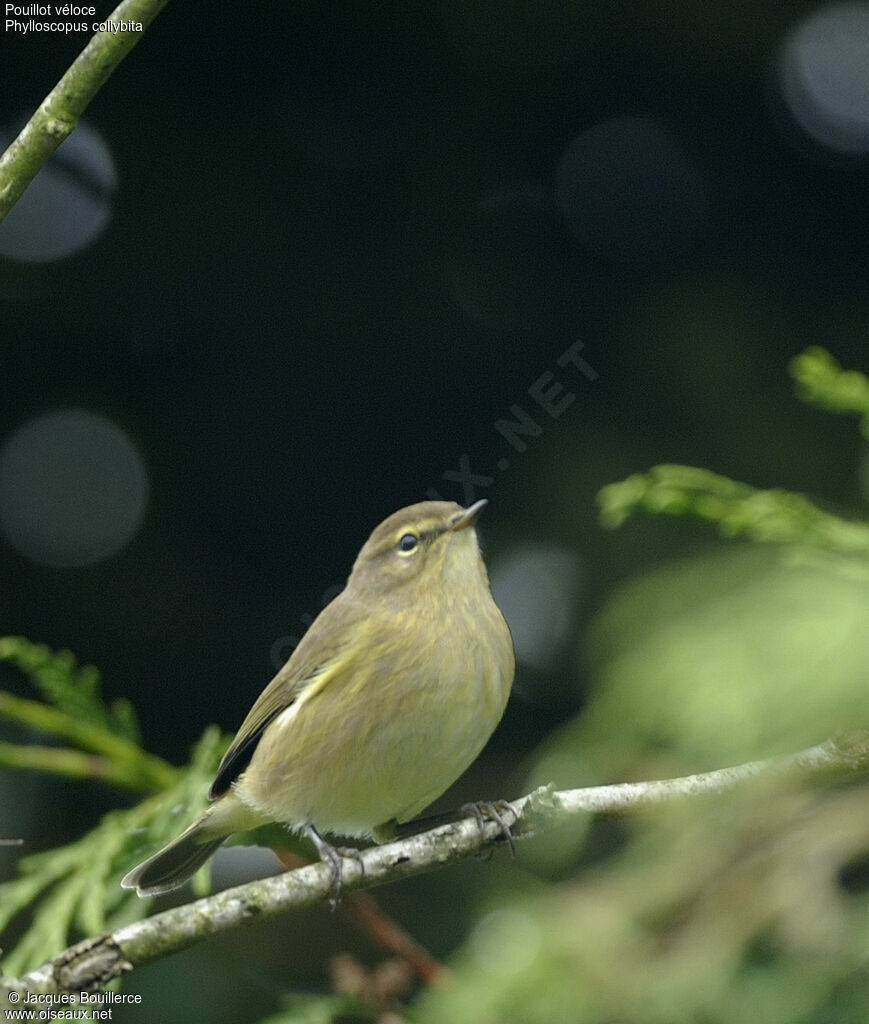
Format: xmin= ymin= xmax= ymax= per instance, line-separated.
xmin=303 ymin=824 xmax=365 ymax=909
xmin=460 ymin=800 xmax=517 ymax=857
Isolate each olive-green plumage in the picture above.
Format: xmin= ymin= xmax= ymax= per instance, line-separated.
xmin=122 ymin=500 xmax=514 ymax=896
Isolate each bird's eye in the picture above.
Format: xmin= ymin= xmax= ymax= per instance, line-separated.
xmin=397 ymin=533 xmax=419 ymax=553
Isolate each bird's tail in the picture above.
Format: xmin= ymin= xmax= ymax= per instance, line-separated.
xmin=121 ymin=812 xmax=227 ymax=896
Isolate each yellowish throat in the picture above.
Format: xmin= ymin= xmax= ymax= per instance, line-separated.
xmin=122 ymin=499 xmax=514 ymax=896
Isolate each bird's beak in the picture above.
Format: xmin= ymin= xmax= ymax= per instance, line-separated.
xmin=448 ymin=498 xmax=488 ymax=532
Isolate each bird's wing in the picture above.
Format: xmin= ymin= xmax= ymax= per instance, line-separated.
xmin=209 ymin=594 xmax=366 ymax=798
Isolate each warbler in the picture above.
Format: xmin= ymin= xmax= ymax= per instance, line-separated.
xmin=122 ymin=499 xmax=514 ymax=897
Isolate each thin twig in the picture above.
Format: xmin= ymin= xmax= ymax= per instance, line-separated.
xmin=272 ymin=847 xmax=447 ymax=985
xmin=0 ymin=742 xmax=161 ymax=792
xmin=1 ymin=732 xmax=866 ymax=1003
xmin=344 ymin=892 xmax=447 ymax=987
xmin=0 ymin=0 xmax=172 ymax=222
xmin=0 ymin=692 xmax=176 ymax=790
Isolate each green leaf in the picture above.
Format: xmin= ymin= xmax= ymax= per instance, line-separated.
xmin=0 ymin=638 xmax=175 ymax=791
xmin=790 ymin=346 xmax=869 ymax=438
xmin=574 ymin=545 xmax=869 ymax=768
xmin=0 ymin=727 xmax=225 ymax=976
xmin=415 ymin=785 xmax=869 ymax=1024
xmin=598 ymin=465 xmax=869 ymax=556
xmin=0 ymin=636 xmax=140 ymax=743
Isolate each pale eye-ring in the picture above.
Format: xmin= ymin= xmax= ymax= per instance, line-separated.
xmin=397 ymin=533 xmax=419 ymax=553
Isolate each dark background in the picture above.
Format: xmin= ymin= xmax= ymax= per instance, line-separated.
xmin=1 ymin=2 xmax=867 ymax=1021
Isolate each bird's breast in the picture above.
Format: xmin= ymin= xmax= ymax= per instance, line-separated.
xmin=235 ymin=586 xmax=514 ymax=838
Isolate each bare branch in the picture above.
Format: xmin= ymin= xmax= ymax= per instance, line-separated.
xmin=2 ymin=731 xmax=866 ymax=1005
xmin=0 ymin=0 xmax=172 ymax=222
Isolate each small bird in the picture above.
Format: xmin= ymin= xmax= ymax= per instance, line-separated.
xmin=122 ymin=499 xmax=515 ymax=897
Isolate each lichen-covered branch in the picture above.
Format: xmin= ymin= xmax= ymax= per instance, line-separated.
xmin=2 ymin=731 xmax=866 ymax=1006
xmin=0 ymin=0 xmax=172 ymax=222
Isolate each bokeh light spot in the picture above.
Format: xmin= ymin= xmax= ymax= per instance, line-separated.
xmin=490 ymin=544 xmax=582 ymax=673
xmin=778 ymin=2 xmax=869 ymax=157
xmin=445 ymin=183 xmax=573 ymax=333
xmin=555 ymin=117 xmax=706 ymax=262
xmin=0 ymin=409 xmax=148 ymax=568
xmin=469 ymin=907 xmax=543 ymax=977
xmin=0 ymin=121 xmax=116 ymax=263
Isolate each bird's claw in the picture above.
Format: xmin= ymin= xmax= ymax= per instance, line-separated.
xmin=460 ymin=800 xmax=517 ymax=857
xmin=304 ymin=824 xmax=365 ymax=909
